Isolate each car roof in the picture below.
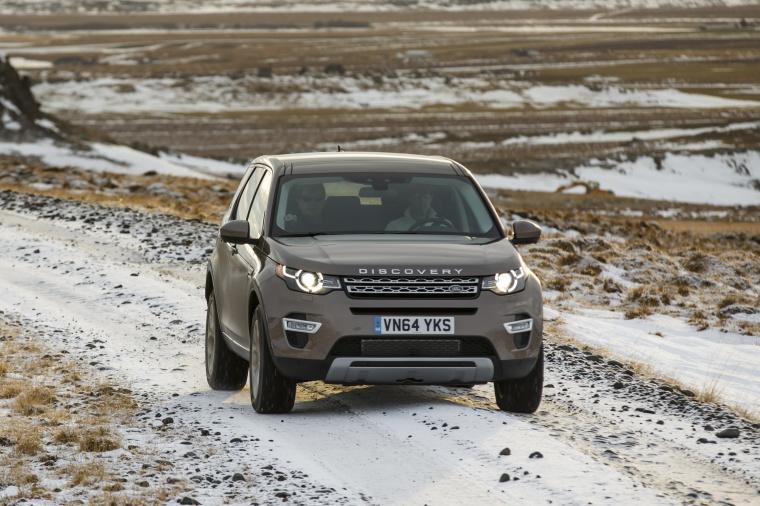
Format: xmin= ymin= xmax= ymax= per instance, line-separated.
xmin=256 ymin=151 xmax=468 ymax=176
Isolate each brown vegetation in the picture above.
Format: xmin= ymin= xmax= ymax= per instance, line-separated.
xmin=0 ymin=317 xmax=183 ymax=503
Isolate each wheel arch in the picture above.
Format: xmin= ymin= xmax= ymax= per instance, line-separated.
xmin=248 ymin=285 xmax=263 ymax=341
xmin=205 ymin=264 xmax=214 ymax=302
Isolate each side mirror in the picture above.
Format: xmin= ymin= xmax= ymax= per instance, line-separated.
xmin=510 ymin=220 xmax=541 ymax=245
xmin=220 ymin=220 xmax=250 ymax=244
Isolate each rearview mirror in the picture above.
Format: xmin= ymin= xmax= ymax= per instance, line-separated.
xmin=220 ymin=220 xmax=250 ymax=244
xmin=510 ymin=220 xmax=541 ymax=245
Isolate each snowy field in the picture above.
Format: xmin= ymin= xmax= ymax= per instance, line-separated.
xmin=0 ymin=0 xmax=757 ymax=14
xmin=1 ymin=1 xmax=758 ymax=501
xmin=0 ymin=137 xmax=758 ymax=417
xmin=1 ymin=188 xmax=758 ymax=505
xmin=25 ymin=75 xmax=760 ymax=115
xmin=2 ymin=132 xmax=758 ymax=206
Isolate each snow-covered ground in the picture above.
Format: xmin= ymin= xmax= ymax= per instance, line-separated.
xmin=1 ymin=190 xmax=758 ymax=505
xmin=0 ymin=0 xmax=756 ymax=15
xmin=27 ymin=75 xmax=760 ymax=115
xmin=1 ymin=2 xmax=758 ymax=499
xmin=1 ymin=134 xmax=758 ymax=206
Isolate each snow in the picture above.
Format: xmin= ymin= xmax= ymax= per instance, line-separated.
xmin=0 ymin=139 xmax=242 ymax=179
xmin=1 ymin=4 xmax=759 ymax=497
xmin=29 ymin=76 xmax=760 ymax=115
xmin=2 ymin=199 xmax=758 ymax=504
xmin=477 ymin=150 xmax=760 ymax=206
xmin=0 ymin=0 xmax=755 ymax=15
xmin=0 ymin=202 xmax=760 ymax=505
xmin=7 ymin=56 xmax=53 ymax=70
xmin=560 ymin=310 xmax=760 ymax=415
xmin=501 ymin=121 xmax=760 ymax=146
xmin=1 ymin=176 xmax=758 ymax=503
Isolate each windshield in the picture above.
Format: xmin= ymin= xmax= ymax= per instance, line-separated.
xmin=271 ymin=173 xmax=501 ymax=239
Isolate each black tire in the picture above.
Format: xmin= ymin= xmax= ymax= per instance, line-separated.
xmin=205 ymin=291 xmax=248 ymax=390
xmin=494 ymin=346 xmax=544 ymax=414
xmin=249 ymin=306 xmax=296 ymax=414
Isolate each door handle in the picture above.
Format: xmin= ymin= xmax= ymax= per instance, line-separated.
xmin=229 ymin=244 xmax=238 ymax=255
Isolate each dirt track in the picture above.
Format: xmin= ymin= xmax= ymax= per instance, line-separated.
xmin=1 ymin=190 xmax=758 ymax=505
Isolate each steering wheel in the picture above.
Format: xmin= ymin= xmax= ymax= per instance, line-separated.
xmin=407 ymin=217 xmax=454 ymax=232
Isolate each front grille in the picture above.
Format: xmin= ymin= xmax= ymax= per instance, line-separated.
xmin=331 ymin=337 xmax=494 ymax=357
xmin=343 ymin=276 xmax=480 ymax=298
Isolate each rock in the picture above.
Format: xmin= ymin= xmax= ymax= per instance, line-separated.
xmin=613 ymin=382 xmax=626 ymax=389
xmin=499 ymin=473 xmax=511 ymax=482
xmin=179 ymin=498 xmax=200 ymax=505
xmin=716 ymin=428 xmax=740 ymax=439
xmin=232 ymin=473 xmax=245 ymax=482
xmin=529 ymin=451 xmax=544 ymax=459
xmin=183 ymin=451 xmax=198 ymax=458
xmin=680 ymin=389 xmax=696 ymax=397
xmin=230 ymin=438 xmax=243 ymax=443
xmin=162 ymin=417 xmax=174 ymax=425
xmin=704 ymin=424 xmax=715 ymax=431
xmin=697 ymin=438 xmax=716 ymax=444
xmin=499 ymin=447 xmax=511 ymax=456
xmin=65 ymin=178 xmax=90 ymax=190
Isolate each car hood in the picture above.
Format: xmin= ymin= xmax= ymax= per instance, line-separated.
xmin=265 ymin=235 xmax=521 ymax=276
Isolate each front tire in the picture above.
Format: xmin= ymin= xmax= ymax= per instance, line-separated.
xmin=494 ymin=346 xmax=544 ymax=414
xmin=205 ymin=291 xmax=248 ymax=390
xmin=249 ymin=306 xmax=296 ymax=414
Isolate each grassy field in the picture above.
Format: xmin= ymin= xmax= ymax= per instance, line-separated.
xmin=1 ymin=6 xmax=758 ymax=172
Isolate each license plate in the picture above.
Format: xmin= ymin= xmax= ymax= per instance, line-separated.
xmin=374 ymin=316 xmax=455 ymax=335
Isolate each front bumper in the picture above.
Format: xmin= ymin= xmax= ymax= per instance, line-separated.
xmin=260 ymin=273 xmax=543 ymax=384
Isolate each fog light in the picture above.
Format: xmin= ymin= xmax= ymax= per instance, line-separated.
xmin=504 ymin=318 xmax=533 ymax=335
xmin=283 ymin=318 xmax=322 ymax=334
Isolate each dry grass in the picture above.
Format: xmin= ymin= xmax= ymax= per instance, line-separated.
xmin=66 ymin=458 xmax=109 ymax=487
xmin=0 ymin=165 xmax=234 ymax=224
xmin=624 ymin=305 xmax=654 ymax=320
xmin=54 ymin=426 xmax=80 ymax=445
xmin=12 ymin=385 xmax=57 ymax=416
xmin=698 ymin=376 xmax=725 ymax=406
xmin=78 ymin=426 xmax=120 ymax=453
xmin=0 ymin=317 xmax=177 ymax=503
xmin=4 ymin=7 xmax=758 ymax=166
xmin=0 ymin=379 xmax=24 ymax=399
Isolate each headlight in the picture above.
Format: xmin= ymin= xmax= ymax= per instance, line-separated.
xmin=277 ymin=265 xmax=341 ymax=294
xmin=482 ymin=267 xmax=526 ymax=294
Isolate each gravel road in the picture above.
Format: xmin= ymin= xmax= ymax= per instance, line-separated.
xmin=1 ymin=190 xmax=758 ymax=505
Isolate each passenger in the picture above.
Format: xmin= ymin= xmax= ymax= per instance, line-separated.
xmin=385 ymin=186 xmax=451 ymax=231
xmin=284 ymin=182 xmax=326 ymax=233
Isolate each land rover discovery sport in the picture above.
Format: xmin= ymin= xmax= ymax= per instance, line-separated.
xmin=205 ymin=152 xmax=543 ymax=414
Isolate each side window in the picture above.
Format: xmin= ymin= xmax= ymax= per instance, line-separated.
xmin=247 ymin=171 xmax=272 ymax=238
xmin=233 ymin=167 xmax=261 ymax=221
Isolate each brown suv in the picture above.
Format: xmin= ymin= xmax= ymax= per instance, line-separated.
xmin=205 ymin=152 xmax=543 ymax=414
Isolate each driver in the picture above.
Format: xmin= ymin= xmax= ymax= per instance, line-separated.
xmin=284 ymin=182 xmax=327 ymax=233
xmin=385 ymin=186 xmax=450 ymax=231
